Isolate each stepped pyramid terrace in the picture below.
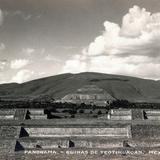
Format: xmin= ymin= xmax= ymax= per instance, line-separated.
xmin=59 ymin=85 xmax=115 ymax=106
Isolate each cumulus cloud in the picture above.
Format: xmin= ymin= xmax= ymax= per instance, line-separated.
xmin=0 ymin=60 xmax=7 ymax=70
xmin=12 ymin=69 xmax=34 ymax=83
xmin=0 ymin=43 xmax=5 ymax=50
xmin=63 ymin=5 xmax=160 ymax=79
xmin=22 ymin=48 xmax=35 ymax=55
xmin=5 ymin=10 xmax=32 ymax=21
xmin=45 ymin=54 xmax=61 ymax=62
xmin=0 ymin=9 xmax=3 ymax=26
xmin=10 ymin=59 xmax=29 ymax=69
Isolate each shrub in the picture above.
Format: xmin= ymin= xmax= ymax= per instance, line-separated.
xmin=79 ymin=109 xmax=84 ymax=114
xmin=97 ymin=110 xmax=102 ymax=115
xmin=71 ymin=115 xmax=75 ymax=118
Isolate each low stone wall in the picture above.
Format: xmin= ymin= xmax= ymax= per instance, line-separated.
xmin=145 ymin=110 xmax=160 ymax=120
xmin=132 ymin=125 xmax=160 ymax=139
xmin=128 ymin=139 xmax=160 ymax=148
xmin=27 ymin=109 xmax=47 ymax=120
xmin=145 ymin=110 xmax=160 ymax=114
xmin=30 ymin=115 xmax=47 ymax=120
xmin=110 ymin=109 xmax=132 ymax=115
xmin=0 ymin=140 xmax=16 ymax=153
xmin=0 ymin=109 xmax=15 ymax=120
xmin=108 ymin=109 xmax=132 ymax=120
xmin=110 ymin=115 xmax=132 ymax=120
xmin=29 ymin=109 xmax=44 ymax=115
xmin=0 ymin=109 xmax=15 ymax=115
xmin=0 ymin=126 xmax=21 ymax=138
xmin=19 ymin=139 xmax=69 ymax=149
xmin=23 ymin=127 xmax=131 ymax=138
xmin=74 ymin=139 xmax=123 ymax=148
xmin=147 ymin=115 xmax=160 ymax=120
xmin=18 ymin=138 xmax=124 ymax=149
xmin=0 ymin=115 xmax=14 ymax=119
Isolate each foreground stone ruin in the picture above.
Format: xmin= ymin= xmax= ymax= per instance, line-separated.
xmin=108 ymin=109 xmax=132 ymax=120
xmin=22 ymin=126 xmax=131 ymax=138
xmin=1 ymin=108 xmax=160 ymax=159
xmin=26 ymin=109 xmax=47 ymax=120
xmin=145 ymin=110 xmax=160 ymax=120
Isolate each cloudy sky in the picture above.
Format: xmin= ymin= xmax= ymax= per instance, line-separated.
xmin=0 ymin=0 xmax=160 ymax=83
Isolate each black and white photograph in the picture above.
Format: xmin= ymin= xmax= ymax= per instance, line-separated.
xmin=0 ymin=0 xmax=160 ymax=159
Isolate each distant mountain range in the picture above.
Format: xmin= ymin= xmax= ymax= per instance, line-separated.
xmin=0 ymin=72 xmax=160 ymax=103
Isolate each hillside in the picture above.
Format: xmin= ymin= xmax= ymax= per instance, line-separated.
xmin=0 ymin=72 xmax=160 ymax=103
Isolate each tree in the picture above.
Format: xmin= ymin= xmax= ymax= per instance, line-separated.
xmin=97 ymin=110 xmax=102 ymax=115
xmin=79 ymin=109 xmax=84 ymax=114
xmin=110 ymin=100 xmax=131 ymax=108
xmin=71 ymin=115 xmax=75 ymax=118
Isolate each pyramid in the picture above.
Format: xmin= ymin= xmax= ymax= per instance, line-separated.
xmin=60 ymin=85 xmax=115 ymax=106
